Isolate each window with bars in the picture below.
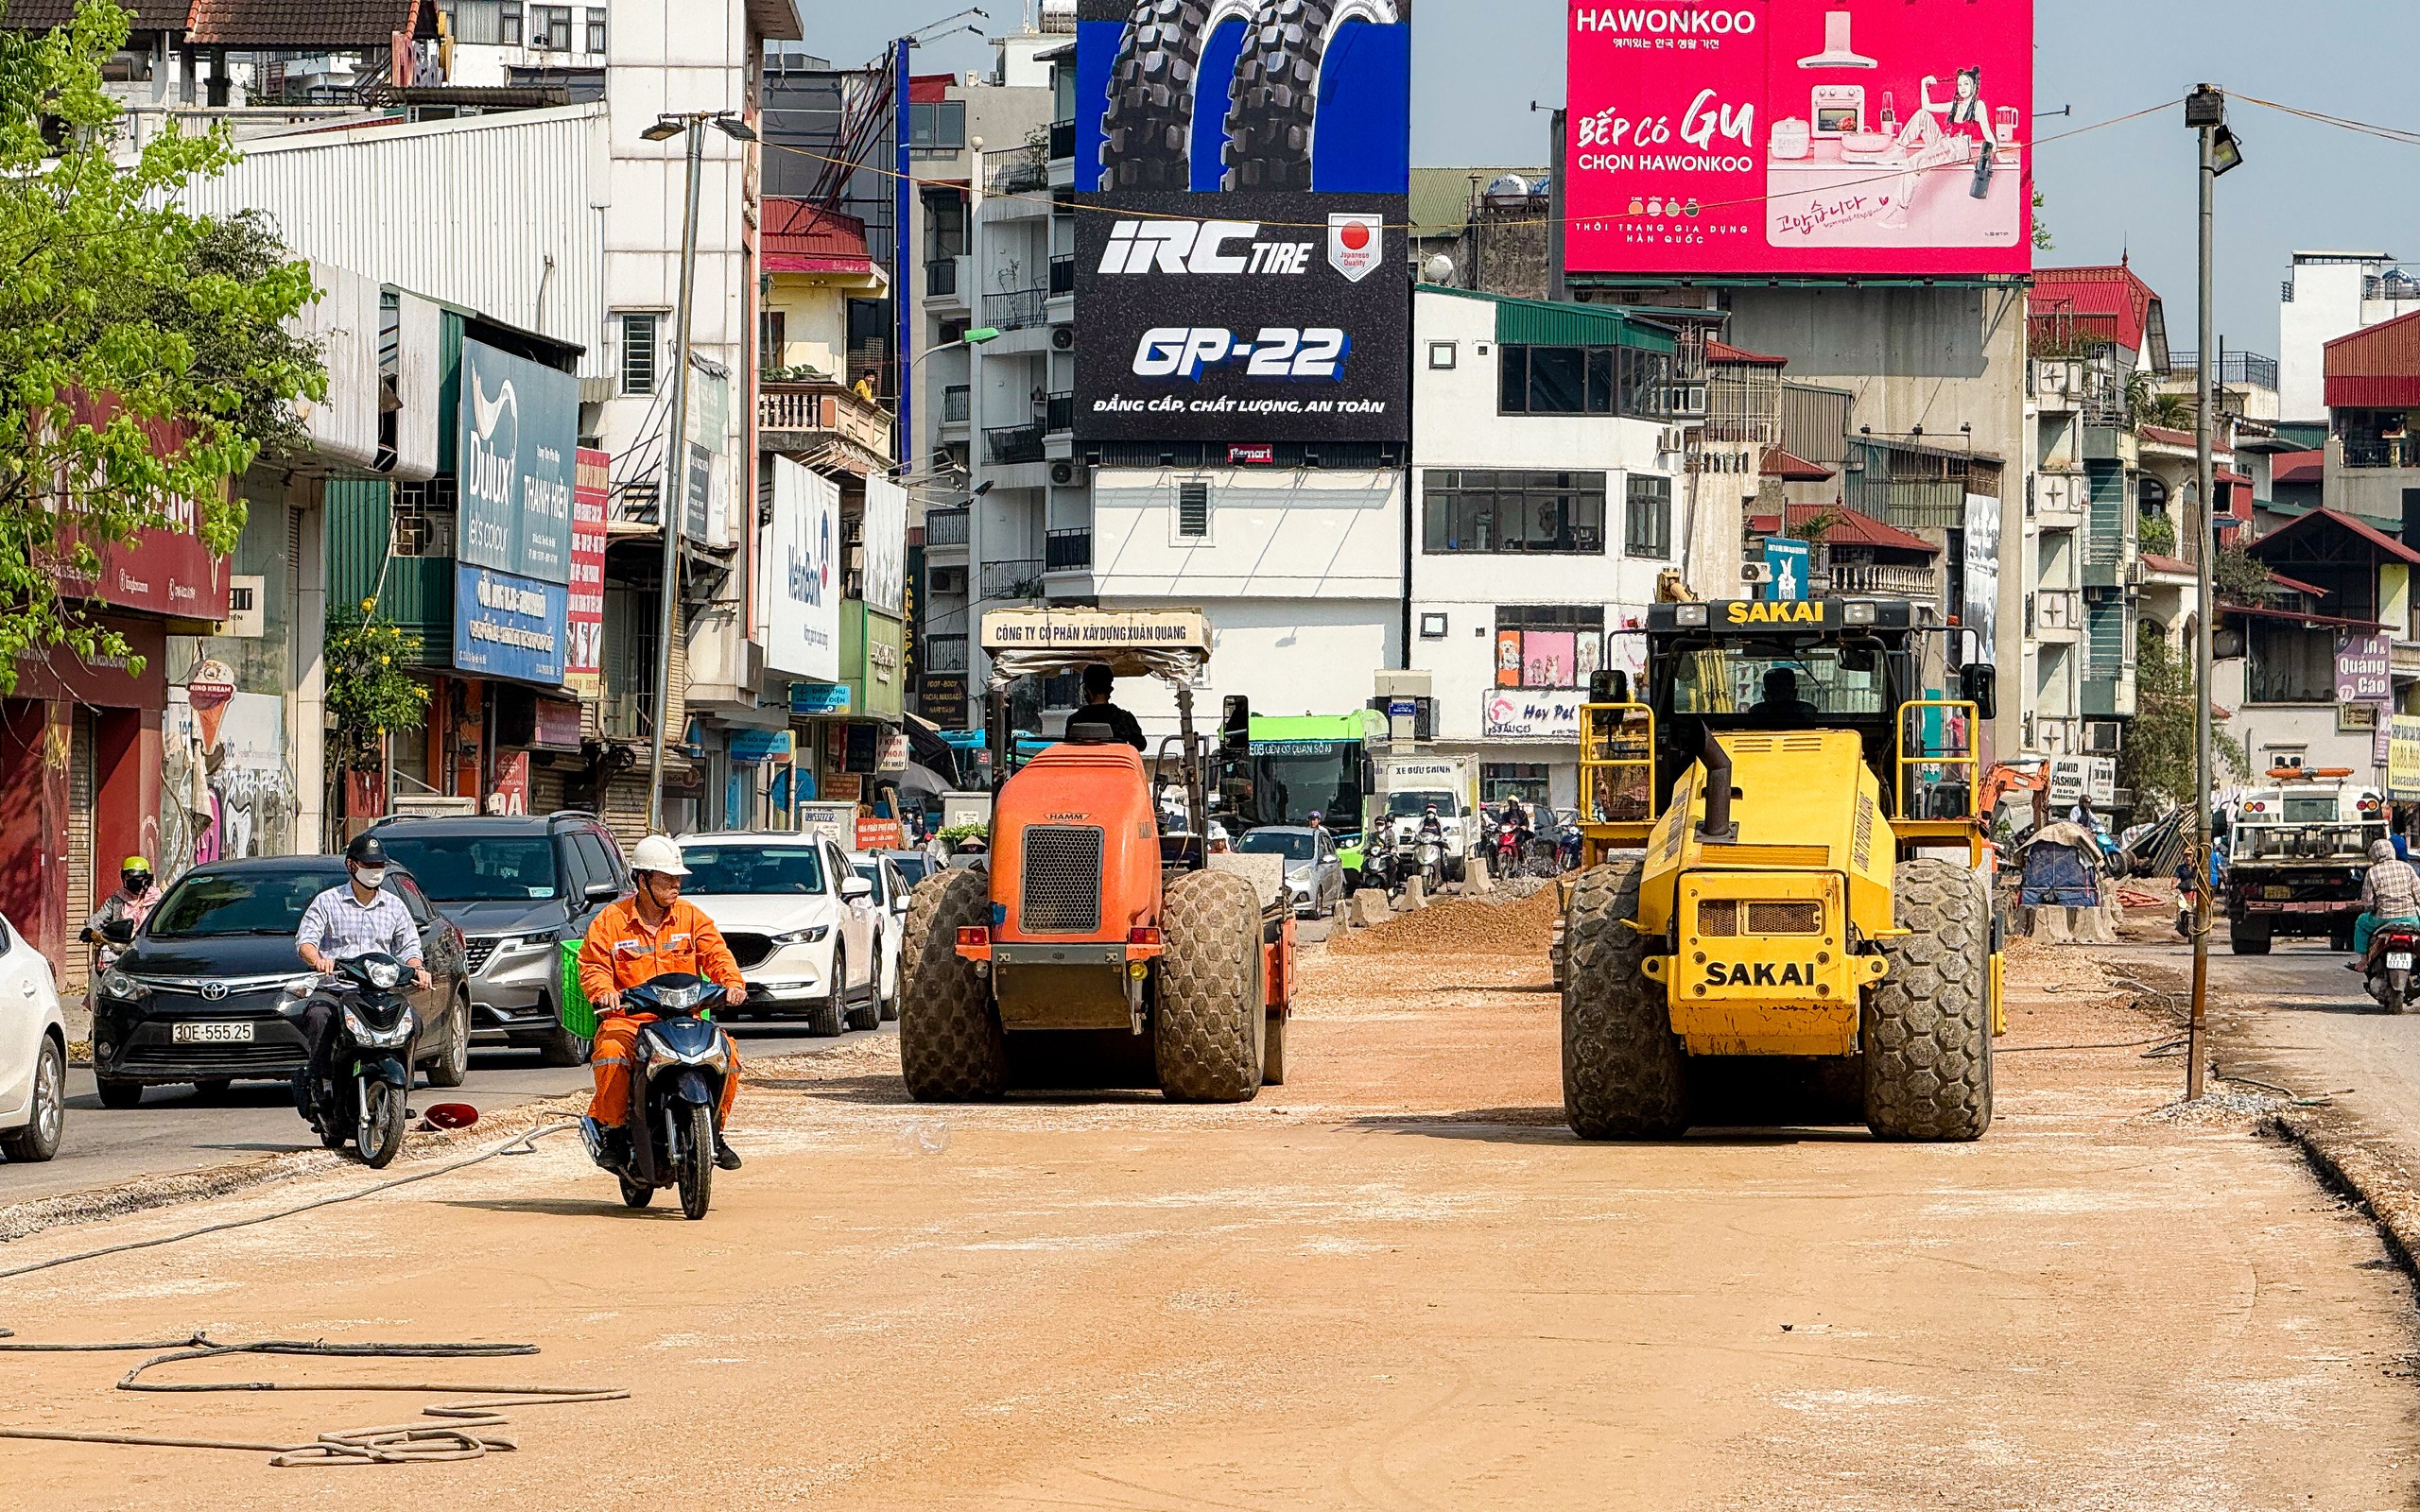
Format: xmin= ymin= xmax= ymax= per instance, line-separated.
xmin=1177 ymin=481 xmax=1210 ymax=539
xmin=1624 ymin=474 xmax=1672 ymax=560
xmin=620 ymin=312 xmax=660 ymax=395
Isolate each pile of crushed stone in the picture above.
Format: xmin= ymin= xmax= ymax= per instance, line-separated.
xmin=1330 ymin=883 xmax=1560 ymax=957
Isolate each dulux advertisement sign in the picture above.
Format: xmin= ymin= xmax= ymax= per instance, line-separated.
xmin=1566 ymin=0 xmax=2034 ymax=277
xmin=762 ymin=456 xmax=841 ymax=683
xmin=458 ymin=339 xmax=579 ymax=585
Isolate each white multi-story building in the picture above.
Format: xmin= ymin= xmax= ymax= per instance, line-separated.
xmin=2280 ymin=250 xmax=2420 ymax=425
xmin=1408 ymin=287 xmax=1692 ymax=812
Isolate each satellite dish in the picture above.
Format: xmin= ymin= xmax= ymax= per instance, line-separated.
xmin=1422 ymin=253 xmax=1455 ymax=284
xmin=1483 ymin=173 xmax=1531 ymax=202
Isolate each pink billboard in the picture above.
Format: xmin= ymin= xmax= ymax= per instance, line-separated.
xmin=1566 ymin=1 xmax=2033 ymax=277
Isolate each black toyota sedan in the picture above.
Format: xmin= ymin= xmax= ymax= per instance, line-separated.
xmin=89 ymin=857 xmax=472 ymax=1108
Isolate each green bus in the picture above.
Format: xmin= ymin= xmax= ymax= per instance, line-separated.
xmin=1234 ymin=712 xmax=1384 ymax=880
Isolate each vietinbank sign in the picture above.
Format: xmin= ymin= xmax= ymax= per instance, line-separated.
xmin=1565 ymin=0 xmax=2033 ymax=278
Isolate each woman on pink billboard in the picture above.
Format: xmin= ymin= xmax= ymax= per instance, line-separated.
xmin=1884 ymin=67 xmax=1997 ymax=226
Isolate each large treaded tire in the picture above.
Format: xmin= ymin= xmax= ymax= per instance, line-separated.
xmin=1561 ymin=857 xmax=1688 ymax=1139
xmin=899 ymin=867 xmax=1009 ymax=1102
xmin=1156 ymin=870 xmax=1265 ymax=1103
xmin=1222 ymin=0 xmax=1399 ymax=192
xmin=1864 ymin=858 xmax=1994 ymax=1142
xmin=1098 ymin=0 xmax=1221 ymax=192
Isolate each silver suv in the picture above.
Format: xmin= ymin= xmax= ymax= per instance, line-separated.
xmin=368 ymin=813 xmax=631 ymax=1064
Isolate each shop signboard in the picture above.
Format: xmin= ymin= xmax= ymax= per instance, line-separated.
xmin=452 ymin=563 xmax=567 ymax=686
xmin=2385 ymin=713 xmax=2420 ymax=793
xmin=798 ymin=799 xmax=857 ymax=846
xmin=879 ymin=731 xmax=910 ymax=773
xmin=534 ymin=696 xmax=583 ymax=750
xmin=763 ymin=456 xmax=842 ymax=682
xmin=856 ymin=816 xmax=904 ymax=850
xmin=2336 ymin=631 xmax=2392 ymax=702
xmin=789 ymin=681 xmax=853 ymax=716
xmin=2047 ymin=755 xmax=2117 ymax=807
xmin=457 ymin=339 xmax=577 ymax=585
xmin=491 ymin=751 xmax=530 ymax=816
xmin=1071 ymin=0 xmax=1411 ymax=445
xmin=565 ymin=447 xmax=609 ymax=697
xmin=683 ymin=358 xmax=734 ymax=546
xmin=1483 ymin=689 xmax=1586 ymax=741
xmin=980 ymin=607 xmax=1212 ymax=652
xmin=864 ymin=475 xmax=908 ymax=619
xmin=922 ymin=673 xmax=969 ymax=730
xmin=1761 ymin=537 xmax=1809 ymax=602
xmin=1565 ymin=0 xmax=2035 ymax=277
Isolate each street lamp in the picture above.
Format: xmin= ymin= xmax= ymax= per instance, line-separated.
xmin=645 ymin=108 xmax=760 ymax=834
xmin=2185 ymin=83 xmax=2242 ymax=1101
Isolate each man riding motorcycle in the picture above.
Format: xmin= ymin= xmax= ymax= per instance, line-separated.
xmin=578 ymin=835 xmax=748 ymax=1171
xmin=295 ymin=833 xmax=432 ymax=1118
xmin=2350 ymin=836 xmax=2420 ymax=970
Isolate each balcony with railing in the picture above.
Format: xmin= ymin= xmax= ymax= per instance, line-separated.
xmin=987 ymin=422 xmax=1046 ymax=465
xmin=2169 ymin=349 xmax=2280 ymax=393
xmin=981 ymin=558 xmax=1045 ymax=600
xmin=985 ymin=287 xmax=1049 ymax=331
xmin=1048 ymin=254 xmax=1076 ymax=295
xmin=1822 ymin=561 xmax=1939 ymax=598
xmin=2343 ymin=438 xmax=2420 ymax=470
xmin=942 ymin=385 xmax=971 ymax=425
xmin=758 ymin=381 xmax=894 ymax=472
xmin=1047 ymin=118 xmax=1076 ymax=161
xmin=925 ymin=256 xmax=959 ymax=298
xmin=1046 ymin=527 xmax=1091 ymax=572
xmin=925 ymin=506 xmax=970 ymax=548
xmin=1044 ymin=391 xmax=1074 ymax=435
xmin=987 ymin=145 xmax=1048 ymax=195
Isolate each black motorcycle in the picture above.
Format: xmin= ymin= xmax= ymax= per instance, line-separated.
xmin=291 ymin=952 xmax=416 ymax=1169
xmin=582 ymin=972 xmax=736 ymax=1220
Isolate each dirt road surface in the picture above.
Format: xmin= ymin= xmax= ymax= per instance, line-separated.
xmin=0 ymin=894 xmax=2412 ymax=1510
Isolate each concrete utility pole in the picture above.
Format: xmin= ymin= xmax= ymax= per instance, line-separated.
xmin=641 ymin=110 xmax=757 ymax=833
xmin=2185 ymin=84 xmax=2239 ymax=1101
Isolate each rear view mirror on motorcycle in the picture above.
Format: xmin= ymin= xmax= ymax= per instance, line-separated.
xmin=97 ymin=917 xmax=136 ymax=947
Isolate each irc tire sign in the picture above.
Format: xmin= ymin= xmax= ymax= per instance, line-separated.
xmin=1074 ymin=0 xmax=1411 ymax=446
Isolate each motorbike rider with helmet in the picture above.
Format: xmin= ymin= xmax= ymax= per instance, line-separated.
xmin=578 ymin=834 xmax=749 ymax=1171
xmin=81 ymin=856 xmax=163 ymax=991
xmin=295 ymin=833 xmax=432 ymax=1116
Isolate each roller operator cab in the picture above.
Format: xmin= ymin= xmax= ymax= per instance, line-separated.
xmin=895 ymin=609 xmax=1294 ymax=1103
xmin=1561 ymin=596 xmax=2005 ymax=1143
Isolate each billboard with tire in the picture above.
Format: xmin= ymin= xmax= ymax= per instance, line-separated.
xmin=1074 ymin=0 xmax=1412 ymax=444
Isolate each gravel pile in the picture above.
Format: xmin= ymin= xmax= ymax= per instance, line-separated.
xmin=1331 ymin=883 xmax=1560 ymax=957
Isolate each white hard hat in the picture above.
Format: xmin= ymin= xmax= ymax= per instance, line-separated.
xmin=630 ymin=834 xmax=691 ymax=877
xmin=1207 ymin=820 xmax=1230 ymax=842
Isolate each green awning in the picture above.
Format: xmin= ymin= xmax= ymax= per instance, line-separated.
xmin=1426 ymin=286 xmax=1678 ymax=354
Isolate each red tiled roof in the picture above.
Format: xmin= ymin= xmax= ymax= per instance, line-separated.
xmin=2262 ymin=570 xmax=2332 ymax=598
xmin=2139 ymin=553 xmax=2194 ymax=576
xmin=1707 ymin=340 xmax=1788 ymax=368
xmin=2137 ymin=424 xmax=2234 ymax=458
xmin=2216 ymin=467 xmax=2251 ymax=486
xmin=2248 ymin=506 xmax=2420 ymax=568
xmin=1758 ymin=445 xmax=1833 ymax=482
xmin=1745 ymin=504 xmax=1939 ymax=557
xmin=2031 ymin=263 xmax=2165 ymax=356
xmin=762 ymin=200 xmax=878 ymax=277
xmin=185 ymin=0 xmax=427 ymax=45
xmin=0 ymin=0 xmax=186 ymax=26
xmin=2273 ymin=450 xmax=2325 ymax=485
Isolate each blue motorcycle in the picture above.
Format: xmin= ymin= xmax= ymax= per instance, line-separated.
xmin=583 ymin=973 xmax=737 ymax=1220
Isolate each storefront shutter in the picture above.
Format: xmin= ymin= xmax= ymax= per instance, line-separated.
xmin=62 ymin=710 xmax=95 ymax=996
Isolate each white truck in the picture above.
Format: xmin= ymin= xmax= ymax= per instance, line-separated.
xmin=1370 ymin=757 xmax=1478 ymax=883
xmin=2225 ymin=777 xmax=2389 ymax=954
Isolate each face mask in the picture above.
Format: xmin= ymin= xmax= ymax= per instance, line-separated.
xmin=353 ymin=867 xmax=387 ymax=889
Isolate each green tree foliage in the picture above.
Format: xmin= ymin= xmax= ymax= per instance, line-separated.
xmin=0 ymin=1 xmax=324 ymax=687
xmin=2121 ymin=622 xmax=2244 ymax=813
xmin=324 ymin=601 xmax=428 ymax=771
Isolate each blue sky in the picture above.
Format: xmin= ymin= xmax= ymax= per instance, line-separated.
xmin=804 ymin=1 xmax=2415 ymax=352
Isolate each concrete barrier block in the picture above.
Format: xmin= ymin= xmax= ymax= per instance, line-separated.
xmin=1349 ymin=890 xmax=1391 ymax=928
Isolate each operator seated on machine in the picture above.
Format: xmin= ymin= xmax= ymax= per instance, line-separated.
xmin=1748 ymin=666 xmax=1821 ymax=726
xmin=1063 ymin=664 xmax=1146 ymax=750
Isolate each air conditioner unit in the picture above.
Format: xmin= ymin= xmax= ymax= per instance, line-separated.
xmin=2124 ymin=558 xmax=2144 ymax=585
xmin=1740 ymin=561 xmax=1773 ymax=586
xmin=1050 ymin=326 xmax=1075 ymax=352
xmin=2084 ymin=720 xmax=2124 ymax=754
xmin=1049 ymin=460 xmax=1080 ymax=486
xmin=1659 ymin=426 xmax=1685 ymax=454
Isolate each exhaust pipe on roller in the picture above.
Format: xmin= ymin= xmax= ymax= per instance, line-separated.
xmin=1698 ymin=725 xmax=1738 ymax=844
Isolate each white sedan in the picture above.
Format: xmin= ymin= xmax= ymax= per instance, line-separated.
xmin=0 ymin=909 xmax=66 ymax=1162
xmin=676 ymin=833 xmax=882 ymax=1037
xmin=848 ymin=851 xmax=910 ymax=1023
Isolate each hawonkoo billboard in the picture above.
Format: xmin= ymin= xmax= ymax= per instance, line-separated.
xmin=1565 ymin=1 xmax=2034 ymax=278
xmin=1073 ymin=0 xmax=1412 ymax=445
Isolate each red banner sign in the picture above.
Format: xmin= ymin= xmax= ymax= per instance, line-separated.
xmin=566 ymin=448 xmax=610 ymax=696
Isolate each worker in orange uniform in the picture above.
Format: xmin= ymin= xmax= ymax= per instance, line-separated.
xmin=578 ymin=835 xmax=749 ymax=1171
